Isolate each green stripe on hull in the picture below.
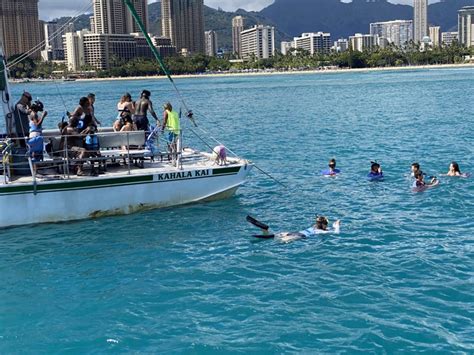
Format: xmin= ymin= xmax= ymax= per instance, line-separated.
xmin=212 ymin=166 xmax=241 ymax=175
xmin=0 ymin=167 xmax=242 ymax=196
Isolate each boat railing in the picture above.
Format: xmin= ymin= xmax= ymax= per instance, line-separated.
xmin=0 ymin=129 xmax=187 ymax=182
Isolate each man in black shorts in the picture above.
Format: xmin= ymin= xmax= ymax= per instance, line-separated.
xmin=133 ymin=90 xmax=160 ymax=131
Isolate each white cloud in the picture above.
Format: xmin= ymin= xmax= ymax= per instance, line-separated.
xmin=204 ymin=0 xmax=274 ymax=11
xmin=39 ymin=0 xmax=93 ymax=20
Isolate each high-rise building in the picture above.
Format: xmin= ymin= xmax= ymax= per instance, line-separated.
xmin=429 ymin=26 xmax=441 ymax=47
xmin=292 ymin=32 xmax=332 ymax=55
xmin=370 ymin=20 xmax=413 ymax=47
xmin=125 ymin=0 xmax=149 ymax=33
xmin=161 ymin=0 xmax=205 ymax=54
xmin=152 ymin=36 xmax=177 ymax=57
xmin=204 ymin=30 xmax=218 ymax=56
xmin=64 ymin=31 xmax=86 ymax=71
xmin=42 ymin=21 xmax=74 ymax=61
xmin=92 ymin=0 xmax=148 ymax=35
xmin=0 ymin=0 xmax=41 ymax=59
xmin=441 ymin=31 xmax=458 ymax=46
xmin=333 ymin=38 xmax=349 ymax=52
xmin=349 ymin=33 xmax=378 ymax=52
xmin=232 ymin=16 xmax=244 ymax=56
xmin=240 ymin=25 xmax=275 ymax=60
xmin=281 ymin=41 xmax=293 ymax=55
xmin=64 ymin=30 xmax=155 ymax=71
xmin=414 ymin=0 xmax=428 ymax=43
xmin=458 ymin=6 xmax=474 ymax=48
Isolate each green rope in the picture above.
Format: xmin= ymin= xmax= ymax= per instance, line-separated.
xmin=123 ymin=0 xmax=173 ymax=81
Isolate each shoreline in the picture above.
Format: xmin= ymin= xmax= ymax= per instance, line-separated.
xmin=12 ymin=63 xmax=474 ymax=84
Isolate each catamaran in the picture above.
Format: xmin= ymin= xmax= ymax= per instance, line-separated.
xmin=0 ymin=1 xmax=252 ymax=228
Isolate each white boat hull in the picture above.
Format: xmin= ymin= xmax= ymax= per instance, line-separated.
xmin=0 ymin=164 xmax=252 ymax=228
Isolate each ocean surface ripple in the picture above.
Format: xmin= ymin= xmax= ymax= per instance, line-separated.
xmin=1 ymin=68 xmax=473 ymax=352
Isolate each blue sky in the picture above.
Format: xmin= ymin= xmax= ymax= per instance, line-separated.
xmin=39 ymin=0 xmax=418 ymax=20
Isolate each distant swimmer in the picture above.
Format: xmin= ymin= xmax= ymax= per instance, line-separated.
xmin=445 ymin=161 xmax=470 ymax=178
xmin=410 ymin=162 xmax=439 ymax=182
xmin=322 ymin=158 xmax=341 ymax=176
xmin=412 ymin=170 xmax=439 ymax=192
xmin=246 ymin=215 xmax=341 ymax=243
xmin=367 ymin=161 xmax=383 ymax=181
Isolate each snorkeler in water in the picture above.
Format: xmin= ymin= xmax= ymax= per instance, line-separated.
xmin=246 ymin=215 xmax=341 ymax=243
xmin=368 ymin=161 xmax=383 ymax=180
xmin=322 ymin=158 xmax=341 ymax=176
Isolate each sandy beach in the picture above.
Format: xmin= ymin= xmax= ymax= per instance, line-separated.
xmin=72 ymin=62 xmax=474 ymax=82
xmin=10 ymin=62 xmax=474 ymax=84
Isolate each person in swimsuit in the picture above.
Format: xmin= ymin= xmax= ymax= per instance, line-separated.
xmin=28 ymin=100 xmax=47 ymax=138
xmin=322 ymin=158 xmax=341 ymax=176
xmin=68 ymin=97 xmax=91 ymax=132
xmin=368 ymin=161 xmax=383 ymax=179
xmin=446 ymin=162 xmax=463 ymax=177
xmin=133 ymin=90 xmax=159 ymax=131
xmin=411 ymin=162 xmax=421 ymax=178
xmin=247 ymin=215 xmax=341 ymax=243
xmin=114 ymin=93 xmax=135 ymax=131
xmin=413 ymin=170 xmax=438 ymax=188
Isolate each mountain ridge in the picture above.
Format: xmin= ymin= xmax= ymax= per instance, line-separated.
xmin=53 ymin=0 xmax=474 ymax=52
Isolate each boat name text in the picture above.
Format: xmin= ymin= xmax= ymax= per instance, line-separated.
xmin=156 ymin=170 xmax=210 ymax=181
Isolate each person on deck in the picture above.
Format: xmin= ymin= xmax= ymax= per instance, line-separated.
xmin=133 ymin=90 xmax=159 ymax=132
xmin=68 ymin=97 xmax=91 ymax=132
xmin=58 ymin=122 xmax=87 ymax=176
xmin=120 ymin=112 xmax=136 ymax=132
xmin=161 ymin=102 xmax=181 ymax=157
xmin=28 ymin=100 xmax=47 ymax=138
xmin=114 ymin=93 xmax=135 ymax=131
xmin=87 ymin=93 xmax=101 ymax=127
xmin=13 ymin=92 xmax=33 ymax=145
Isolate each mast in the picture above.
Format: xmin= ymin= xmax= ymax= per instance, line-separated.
xmin=0 ymin=45 xmax=14 ymax=136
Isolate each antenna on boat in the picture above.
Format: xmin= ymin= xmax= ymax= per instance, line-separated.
xmin=123 ymin=0 xmax=197 ymax=127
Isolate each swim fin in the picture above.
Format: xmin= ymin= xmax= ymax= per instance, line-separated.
xmin=246 ymin=215 xmax=269 ymax=231
xmin=252 ymin=234 xmax=275 ymax=239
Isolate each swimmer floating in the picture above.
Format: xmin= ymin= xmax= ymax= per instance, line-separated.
xmin=246 ymin=215 xmax=341 ymax=243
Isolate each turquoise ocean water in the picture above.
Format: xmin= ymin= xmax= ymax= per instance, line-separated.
xmin=1 ymin=68 xmax=473 ymax=352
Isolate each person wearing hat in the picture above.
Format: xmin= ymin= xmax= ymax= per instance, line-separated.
xmin=13 ymin=92 xmax=33 ymax=143
xmin=28 ymin=100 xmax=47 ymax=138
xmin=133 ymin=89 xmax=159 ymax=131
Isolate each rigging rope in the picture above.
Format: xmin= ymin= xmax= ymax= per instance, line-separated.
xmin=183 ymin=116 xmax=288 ymax=189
